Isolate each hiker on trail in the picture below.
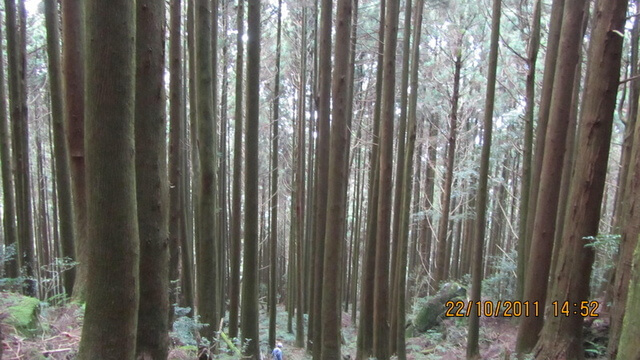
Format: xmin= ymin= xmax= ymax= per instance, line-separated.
xmin=272 ymin=342 xmax=283 ymax=360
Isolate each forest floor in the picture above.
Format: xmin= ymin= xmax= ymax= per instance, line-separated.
xmin=0 ymin=297 xmax=607 ymax=359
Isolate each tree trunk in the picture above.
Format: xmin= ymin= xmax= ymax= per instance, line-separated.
xmin=61 ymin=0 xmax=87 ymax=302
xmin=168 ymin=0 xmax=183 ymax=328
xmin=196 ymin=0 xmax=219 ymax=343
xmin=269 ymin=0 xmax=282 ymax=349
xmin=373 ymin=0 xmax=400 ymax=357
xmin=617 ymin=233 xmax=640 ymax=359
xmin=516 ymin=0 xmax=540 ymax=301
xmin=535 ymin=0 xmax=628 ymax=357
xmin=135 ymin=0 xmax=170 ymax=357
xmin=229 ymin=0 xmax=244 ymax=339
xmin=0 ymin=4 xmax=17 ymax=279
xmin=241 ymin=0 xmax=261 ymax=357
xmin=77 ymin=0 xmax=139 ymax=356
xmin=319 ymin=0 xmax=352 ymax=356
xmin=515 ymin=0 xmax=586 ymax=353
xmin=311 ymin=0 xmax=332 ymax=354
xmin=467 ymin=0 xmax=500 ymax=357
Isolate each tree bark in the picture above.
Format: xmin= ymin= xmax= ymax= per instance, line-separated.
xmin=241 ymin=0 xmax=261 ymax=357
xmin=77 ymin=0 xmax=139 ymax=356
xmin=535 ymin=0 xmax=628 ymax=357
xmin=229 ymin=0 xmax=244 ymax=339
xmin=467 ymin=0 xmax=500 ymax=357
xmin=516 ymin=0 xmax=586 ymax=353
xmin=135 ymin=0 xmax=170 ymax=357
xmin=61 ymin=0 xmax=87 ymax=301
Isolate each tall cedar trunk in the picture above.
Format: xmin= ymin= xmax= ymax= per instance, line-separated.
xmin=393 ymin=1 xmax=424 ymax=357
xmin=183 ymin=0 xmax=197 ymax=315
xmin=356 ymin=0 xmax=384 ymax=356
xmin=515 ymin=0 xmax=586 ymax=353
xmin=312 ymin=0 xmax=332 ymax=355
xmin=61 ymin=0 xmax=87 ymax=301
xmin=320 ymin=0 xmax=352 ymax=356
xmin=0 ymin=2 xmax=17 ymax=279
xmin=535 ymin=0 xmax=628 ymax=357
xmin=168 ymin=0 xmax=183 ymax=327
xmin=269 ymin=0 xmax=282 ymax=349
xmin=44 ymin=0 xmax=75 ymax=297
xmin=5 ymin=0 xmax=34 ymax=296
xmin=516 ymin=0 xmax=540 ymax=301
xmin=135 ymin=0 xmax=170 ymax=357
xmin=524 ymin=0 xmax=565 ymax=269
xmin=241 ymin=0 xmax=261 ymax=357
xmin=613 ymin=0 xmax=640 ymax=228
xmin=218 ymin=2 xmax=229 ymax=323
xmin=373 ymin=0 xmax=399 ymax=357
xmin=196 ymin=0 xmax=218 ymax=343
xmin=435 ymin=51 xmax=462 ymax=288
xmin=617 ymin=235 xmax=640 ymax=358
xmin=609 ymin=89 xmax=640 ymax=358
xmin=467 ymin=0 xmax=500 ymax=357
xmin=77 ymin=0 xmax=139 ymax=356
xmin=609 ymin=6 xmax=640 ymax=353
xmin=389 ymin=1 xmax=412 ymax=342
xmin=295 ymin=6 xmax=307 ymax=349
xmin=229 ymin=0 xmax=244 ymax=339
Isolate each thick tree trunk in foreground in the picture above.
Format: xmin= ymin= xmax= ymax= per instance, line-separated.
xmin=0 ymin=2 xmax=17 ymax=279
xmin=516 ymin=0 xmax=585 ymax=353
xmin=78 ymin=0 xmax=139 ymax=357
xmin=135 ymin=0 xmax=170 ymax=357
xmin=241 ymin=0 xmax=261 ymax=357
xmin=373 ymin=0 xmax=400 ymax=357
xmin=320 ymin=0 xmax=352 ymax=356
xmin=195 ymin=0 xmax=218 ymax=343
xmin=312 ymin=0 xmax=332 ymax=355
xmin=535 ymin=0 xmax=627 ymax=357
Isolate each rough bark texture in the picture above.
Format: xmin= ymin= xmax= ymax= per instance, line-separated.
xmin=135 ymin=0 xmax=170 ymax=357
xmin=241 ymin=0 xmax=261 ymax=357
xmin=77 ymin=0 xmax=139 ymax=357
xmin=320 ymin=0 xmax=352 ymax=356
xmin=516 ymin=0 xmax=585 ymax=353
xmin=617 ymin=234 xmax=640 ymax=359
xmin=535 ymin=0 xmax=628 ymax=357
xmin=516 ymin=0 xmax=540 ymax=301
xmin=195 ymin=0 xmax=218 ymax=343
xmin=5 ymin=0 xmax=34 ymax=296
xmin=393 ymin=1 xmax=423 ymax=357
xmin=311 ymin=0 xmax=332 ymax=355
xmin=0 ymin=4 xmax=17 ymax=279
xmin=373 ymin=0 xmax=399 ymax=357
xmin=356 ymin=0 xmax=384 ymax=357
xmin=229 ymin=0 xmax=244 ymax=340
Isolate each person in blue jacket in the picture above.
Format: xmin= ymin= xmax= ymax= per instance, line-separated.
xmin=272 ymin=342 xmax=283 ymax=360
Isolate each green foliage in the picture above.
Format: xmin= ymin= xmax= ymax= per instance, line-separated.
xmin=482 ymin=250 xmax=517 ymax=300
xmin=170 ymin=306 xmax=207 ymax=347
xmin=584 ymin=234 xmax=620 ymax=296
